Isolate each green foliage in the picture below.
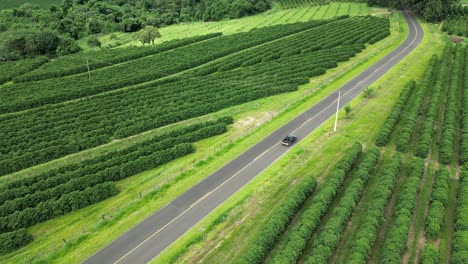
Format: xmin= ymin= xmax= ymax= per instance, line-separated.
xmin=236 ymin=176 xmax=317 ymax=264
xmin=439 ymin=45 xmax=463 ymax=164
xmin=451 ymin=170 xmax=468 ymax=264
xmin=278 ymin=0 xmax=330 ymax=9
xmin=416 ymin=46 xmax=452 ymax=158
xmin=0 ymin=229 xmax=32 ymax=256
xmin=344 ymin=105 xmax=352 ymax=118
xmin=402 ymin=0 xmax=458 ymax=22
xmin=381 ymin=158 xmax=425 ymax=264
xmin=362 ymin=86 xmax=375 ymax=98
xmin=0 ymin=56 xmax=48 ymax=84
xmin=460 ymin=45 xmax=468 ymax=164
xmin=425 ymin=168 xmax=450 ymax=240
xmin=395 ymin=54 xmax=438 ymax=153
xmin=87 ymin=36 xmax=102 ymax=48
xmin=305 ymin=147 xmax=381 ymax=264
xmin=375 ymin=80 xmax=416 ymax=147
xmin=0 ymin=182 xmax=118 ymax=233
xmin=347 ymin=153 xmax=402 ymax=264
xmin=0 ymin=17 xmax=390 ymax=176
xmin=16 ymin=33 xmax=221 ymax=82
xmin=270 ymin=142 xmax=362 ymax=264
xmin=137 ymin=26 xmax=161 ymax=45
xmin=420 ymin=244 xmax=439 ymax=264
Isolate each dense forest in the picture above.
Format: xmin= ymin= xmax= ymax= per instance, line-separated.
xmin=0 ymin=0 xmax=272 ymax=60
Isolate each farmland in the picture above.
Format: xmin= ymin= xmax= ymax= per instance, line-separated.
xmin=1 ymin=1 xmax=464 ymax=264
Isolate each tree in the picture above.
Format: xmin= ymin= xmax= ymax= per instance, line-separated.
xmin=344 ymin=105 xmax=352 ymax=118
xmin=137 ymin=26 xmax=161 ymax=45
xmin=363 ymin=87 xmax=376 ymax=98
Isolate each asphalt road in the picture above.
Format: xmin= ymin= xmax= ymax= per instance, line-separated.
xmin=84 ymin=10 xmax=423 ymax=264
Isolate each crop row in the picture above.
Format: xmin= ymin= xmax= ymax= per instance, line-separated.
xmin=461 ymin=45 xmax=468 ymax=164
xmin=193 ymin=16 xmax=388 ymax=76
xmin=279 ymin=0 xmax=330 ymax=9
xmin=235 ymin=177 xmax=317 ymax=264
xmin=440 ymin=45 xmax=464 ymax=164
xmin=305 ymin=147 xmax=381 ymax=264
xmin=425 ymin=167 xmax=450 ymax=240
xmin=0 ymin=228 xmax=32 ymax=256
xmin=381 ymin=157 xmax=425 ymax=264
xmin=14 ymin=33 xmax=221 ymax=82
xmin=0 ymin=57 xmax=49 ymax=85
xmin=0 ymin=182 xmax=118 ymax=234
xmin=0 ymin=118 xmax=232 ymax=214
xmin=375 ymin=80 xmax=417 ymax=146
xmin=0 ymin=19 xmax=334 ymax=114
xmin=271 ymin=142 xmax=362 ymax=263
xmin=0 ymin=17 xmax=389 ymax=176
xmin=395 ymin=55 xmax=438 ymax=152
xmin=420 ymin=244 xmax=439 ymax=264
xmin=416 ymin=46 xmax=453 ymax=158
xmin=347 ymin=153 xmax=402 ymax=264
xmin=451 ymin=169 xmax=468 ymax=264
xmin=442 ymin=17 xmax=468 ymax=37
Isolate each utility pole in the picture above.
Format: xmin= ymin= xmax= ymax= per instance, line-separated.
xmin=86 ymin=57 xmax=91 ymax=81
xmin=334 ymin=90 xmax=341 ymax=132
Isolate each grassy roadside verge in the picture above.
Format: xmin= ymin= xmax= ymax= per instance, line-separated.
xmin=0 ymin=11 xmax=405 ymax=264
xmin=152 ymin=15 xmax=441 ymax=264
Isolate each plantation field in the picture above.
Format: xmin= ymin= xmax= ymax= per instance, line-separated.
xmin=96 ymin=3 xmax=376 ymax=49
xmin=151 ymin=17 xmax=455 ymax=264
xmin=0 ymin=5 xmax=402 ymax=263
xmin=0 ymin=0 xmax=61 ymax=10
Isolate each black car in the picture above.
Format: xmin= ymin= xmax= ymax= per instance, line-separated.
xmin=281 ymin=134 xmax=297 ymax=146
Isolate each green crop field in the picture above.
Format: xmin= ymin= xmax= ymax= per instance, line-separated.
xmin=0 ymin=0 xmax=61 ymax=9
xmin=0 ymin=1 xmax=463 ymax=264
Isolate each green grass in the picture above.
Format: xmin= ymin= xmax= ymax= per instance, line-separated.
xmin=153 ymin=12 xmax=443 ymax=264
xmin=0 ymin=0 xmax=60 ymax=9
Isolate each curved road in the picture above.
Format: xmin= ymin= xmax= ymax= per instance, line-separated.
xmin=84 ymin=10 xmax=423 ymax=264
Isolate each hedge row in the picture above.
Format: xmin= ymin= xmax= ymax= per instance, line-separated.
xmin=1 ymin=19 xmax=334 ymax=114
xmin=375 ymin=80 xmax=417 ymax=146
xmin=271 ymin=142 xmax=362 ymax=264
xmin=0 ymin=118 xmax=231 ymax=205
xmin=235 ymin=177 xmax=317 ymax=264
xmin=425 ymin=167 xmax=450 ymax=240
xmin=0 ymin=182 xmax=118 ymax=233
xmin=0 ymin=229 xmax=32 ymax=256
xmin=460 ymin=45 xmax=468 ymax=164
xmin=416 ymin=47 xmax=453 ymax=158
xmin=304 ymin=147 xmax=381 ymax=264
xmin=0 ymin=57 xmax=49 ymax=85
xmin=381 ymin=158 xmax=425 ymax=264
xmin=451 ymin=170 xmax=468 ymax=264
xmin=14 ymin=33 xmax=222 ymax=83
xmin=440 ymin=45 xmax=464 ymax=164
xmin=420 ymin=244 xmax=439 ymax=264
xmin=0 ymin=17 xmax=390 ymax=176
xmin=347 ymin=153 xmax=402 ymax=264
xmin=395 ymin=55 xmax=438 ymax=152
